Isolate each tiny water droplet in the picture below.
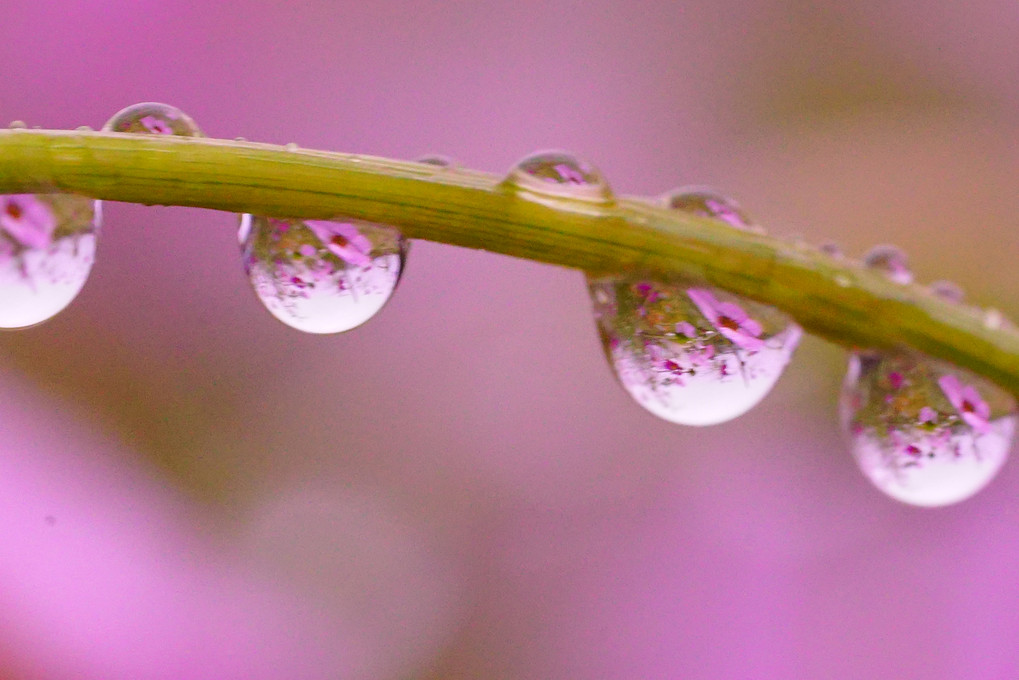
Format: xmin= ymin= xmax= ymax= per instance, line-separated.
xmin=0 ymin=193 xmax=99 ymax=328
xmin=239 ymin=215 xmax=408 ymax=333
xmin=589 ymin=278 xmax=802 ymax=425
xmin=8 ymin=121 xmax=27 ymax=129
xmin=416 ymin=154 xmax=452 ymax=167
xmin=75 ymin=125 xmax=93 ymax=132
xmin=234 ymin=136 xmax=247 ymax=142
xmin=588 ymin=190 xmax=802 ymax=425
xmin=864 ymin=244 xmax=912 ymax=284
xmin=502 ymin=150 xmax=614 ymax=206
xmin=662 ymin=187 xmax=754 ymax=230
xmin=285 ymin=142 xmax=299 ymax=151
xmin=102 ymin=102 xmax=203 ymax=137
xmin=930 ymin=279 xmax=964 ymax=303
xmin=841 ymin=351 xmax=1016 ymax=506
xmin=819 ymin=241 xmax=843 ymax=258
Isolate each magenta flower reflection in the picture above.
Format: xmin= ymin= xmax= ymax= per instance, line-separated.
xmin=1 ymin=194 xmax=56 ymax=249
xmin=138 ymin=115 xmax=174 ymax=135
xmin=938 ymin=374 xmax=992 ymax=434
xmin=305 ymin=221 xmax=373 ymax=267
xmin=687 ymin=287 xmax=765 ymax=351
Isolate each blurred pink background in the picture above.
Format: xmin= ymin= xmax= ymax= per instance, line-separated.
xmin=3 ymin=1 xmax=1019 ymax=677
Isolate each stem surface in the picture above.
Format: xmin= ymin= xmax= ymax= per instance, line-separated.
xmin=2 ymin=129 xmax=1017 ymax=394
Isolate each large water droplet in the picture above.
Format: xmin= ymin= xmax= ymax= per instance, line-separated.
xmin=588 ymin=188 xmax=802 ymax=425
xmin=841 ymin=352 xmax=1016 ymax=506
xmin=502 ymin=151 xmax=614 ymax=206
xmin=0 ymin=193 xmax=99 ymax=328
xmin=239 ymin=215 xmax=407 ymax=333
xmin=102 ymin=102 xmax=203 ymax=137
xmin=589 ymin=278 xmax=802 ymax=425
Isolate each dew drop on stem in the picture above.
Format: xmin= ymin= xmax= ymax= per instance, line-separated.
xmin=238 ymin=215 xmax=408 ymax=334
xmin=502 ymin=150 xmax=615 ymax=207
xmin=840 ymin=351 xmax=1016 ymax=506
xmin=0 ymin=193 xmax=99 ymax=328
xmin=586 ymin=188 xmax=802 ymax=426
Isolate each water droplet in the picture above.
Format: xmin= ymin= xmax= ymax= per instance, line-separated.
xmin=589 ymin=278 xmax=802 ymax=425
xmin=0 ymin=193 xmax=99 ymax=328
xmin=502 ymin=150 xmax=614 ymax=206
xmin=102 ymin=102 xmax=203 ymax=137
xmin=819 ymin=241 xmax=843 ymax=258
xmin=75 ymin=125 xmax=93 ymax=132
xmin=930 ymin=279 xmax=964 ymax=303
xmin=588 ymin=190 xmax=802 ymax=424
xmin=8 ymin=120 xmax=27 ymax=129
xmin=864 ymin=244 xmax=912 ymax=284
xmin=662 ymin=187 xmax=754 ymax=230
xmin=285 ymin=142 xmax=299 ymax=152
xmin=239 ymin=215 xmax=407 ymax=334
xmin=416 ymin=154 xmax=452 ymax=167
xmin=841 ymin=351 xmax=1016 ymax=506
xmin=234 ymin=136 xmax=248 ymax=142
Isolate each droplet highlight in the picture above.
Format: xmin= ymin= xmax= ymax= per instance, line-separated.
xmin=841 ymin=352 xmax=1016 ymax=506
xmin=102 ymin=102 xmax=203 ymax=137
xmin=239 ymin=216 xmax=407 ymax=334
xmin=0 ymin=193 xmax=99 ymax=328
xmin=502 ymin=151 xmax=614 ymax=206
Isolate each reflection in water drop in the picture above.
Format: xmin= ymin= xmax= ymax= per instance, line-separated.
xmin=239 ymin=215 xmax=407 ymax=334
xmin=840 ymin=352 xmax=1016 ymax=506
xmin=589 ymin=278 xmax=802 ymax=426
xmin=0 ymin=194 xmax=99 ymax=328
xmin=502 ymin=150 xmax=614 ymax=205
xmin=102 ymin=102 xmax=203 ymax=137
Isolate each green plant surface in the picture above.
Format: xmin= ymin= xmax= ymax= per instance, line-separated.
xmin=2 ymin=128 xmax=1018 ymax=394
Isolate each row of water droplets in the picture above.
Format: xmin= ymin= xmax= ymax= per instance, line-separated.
xmin=498 ymin=151 xmax=1017 ymax=507
xmin=1 ymin=106 xmax=1014 ymax=506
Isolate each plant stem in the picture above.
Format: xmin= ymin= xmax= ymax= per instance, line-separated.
xmin=2 ymin=129 xmax=1018 ymax=394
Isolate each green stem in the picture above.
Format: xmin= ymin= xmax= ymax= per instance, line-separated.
xmin=2 ymin=129 xmax=1018 ymax=394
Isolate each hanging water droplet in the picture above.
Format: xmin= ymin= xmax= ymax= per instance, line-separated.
xmin=102 ymin=102 xmax=203 ymax=137
xmin=864 ymin=244 xmax=912 ymax=284
xmin=239 ymin=215 xmax=407 ymax=334
xmin=929 ymin=279 xmax=964 ymax=303
xmin=662 ymin=187 xmax=754 ymax=230
xmin=841 ymin=352 xmax=1016 ymax=506
xmin=8 ymin=120 xmax=27 ymax=129
xmin=588 ymin=189 xmax=802 ymax=425
xmin=0 ymin=193 xmax=99 ymax=328
xmin=285 ymin=142 xmax=299 ymax=152
xmin=589 ymin=278 xmax=802 ymax=425
xmin=502 ymin=151 xmax=614 ymax=206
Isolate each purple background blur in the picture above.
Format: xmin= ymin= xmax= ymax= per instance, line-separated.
xmin=3 ymin=1 xmax=1019 ymax=678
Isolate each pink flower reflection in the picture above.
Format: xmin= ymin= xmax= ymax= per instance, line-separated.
xmin=1 ymin=194 xmax=56 ymax=249
xmin=139 ymin=115 xmax=173 ymax=135
xmin=687 ymin=288 xmax=764 ymax=351
xmin=938 ymin=374 xmax=992 ymax=434
xmin=305 ymin=221 xmax=372 ymax=267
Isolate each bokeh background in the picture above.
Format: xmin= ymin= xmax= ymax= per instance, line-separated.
xmin=2 ymin=1 xmax=1019 ymax=677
